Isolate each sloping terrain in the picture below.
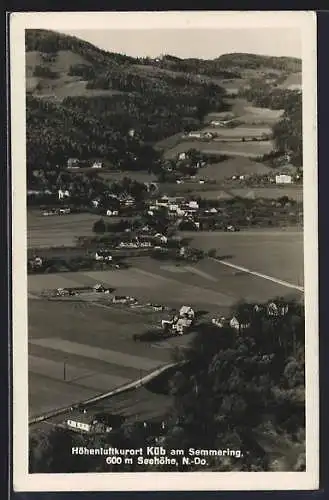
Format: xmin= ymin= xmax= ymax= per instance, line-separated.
xmin=25 ymin=29 xmax=303 ymax=175
xmin=198 ymin=157 xmax=272 ymax=181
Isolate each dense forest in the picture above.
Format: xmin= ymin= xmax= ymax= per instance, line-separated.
xmin=29 ymin=298 xmax=305 ymax=473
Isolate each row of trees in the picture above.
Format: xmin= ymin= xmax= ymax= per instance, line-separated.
xmin=29 ymin=298 xmax=305 ymax=473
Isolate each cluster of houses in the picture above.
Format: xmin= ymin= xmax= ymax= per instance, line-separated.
xmin=161 ymin=305 xmax=195 ymax=335
xmin=145 ymin=195 xmax=238 ymax=232
xmin=229 ymin=168 xmax=302 ymax=186
xmin=212 ymin=300 xmax=291 ymax=331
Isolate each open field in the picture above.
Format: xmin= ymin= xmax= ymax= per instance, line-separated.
xmin=194 ymin=186 xmax=303 ymax=202
xmin=206 ymin=100 xmax=284 ymax=125
xmin=164 ymin=140 xmax=274 ymax=160
xmin=228 ymin=99 xmax=285 ymax=123
xmin=28 ymin=296 xmax=182 ymax=417
xmin=196 ymin=157 xmax=272 ymax=181
xmin=201 ymin=125 xmax=272 ymax=138
xmin=30 ymin=384 xmax=173 ymax=434
xmin=99 ymin=170 xmax=158 ymax=183
xmin=279 ymin=72 xmax=302 ymax=90
xmin=28 ymin=211 xmax=104 ymax=248
xmin=29 ymin=226 xmax=303 ymax=417
xmin=158 ymin=98 xmax=282 ymax=162
xmin=26 ymin=50 xmax=124 ymax=100
xmin=179 ymin=229 xmax=303 ymax=286
xmin=229 ymin=186 xmax=303 ymax=201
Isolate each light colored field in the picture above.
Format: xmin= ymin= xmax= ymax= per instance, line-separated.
xmin=164 ymin=140 xmax=273 ymax=159
xmin=201 ymin=126 xmax=272 ymax=137
xmin=279 ymin=72 xmax=302 ymax=90
xmin=179 ymin=230 xmax=304 ymax=286
xmin=225 ymin=98 xmax=285 ymax=125
xmin=243 ymin=106 xmax=284 ymax=118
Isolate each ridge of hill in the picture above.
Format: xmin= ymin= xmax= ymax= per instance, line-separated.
xmin=216 ymin=53 xmax=301 ymax=72
xmin=26 ymin=29 xmax=302 ymax=100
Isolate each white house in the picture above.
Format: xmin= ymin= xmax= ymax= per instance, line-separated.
xmin=92 ymin=161 xmax=103 ymax=169
xmin=67 ymin=158 xmax=79 ymax=169
xmin=188 ymin=131 xmax=202 ymax=138
xmin=230 ymin=316 xmax=250 ymax=330
xmin=95 ymin=250 xmax=112 ymax=262
xmin=276 ymin=174 xmax=292 ymax=184
xmin=154 ymin=233 xmax=168 ymax=244
xmin=106 ymin=209 xmax=119 ymax=216
xmin=58 ymin=189 xmax=70 ymax=200
xmin=188 ymin=200 xmax=199 ymax=210
xmin=67 ymin=419 xmax=91 ymax=433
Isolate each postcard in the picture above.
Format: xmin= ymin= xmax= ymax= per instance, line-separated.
xmin=10 ymin=10 xmax=318 ymax=491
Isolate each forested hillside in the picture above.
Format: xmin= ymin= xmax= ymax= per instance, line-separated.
xmin=26 ymin=29 xmax=303 ymax=172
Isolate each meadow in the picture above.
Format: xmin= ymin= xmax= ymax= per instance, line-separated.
xmin=28 ymin=227 xmax=304 ymax=418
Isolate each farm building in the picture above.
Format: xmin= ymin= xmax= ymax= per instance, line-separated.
xmin=188 ymin=131 xmax=202 ymax=139
xmin=66 ymin=411 xmax=125 ymax=434
xmin=67 ymin=158 xmax=79 ymax=169
xmin=112 ymin=295 xmax=138 ymax=305
xmin=106 ymin=209 xmax=119 ymax=216
xmin=275 ymin=174 xmax=293 ymax=184
xmin=94 ymin=250 xmax=113 ymax=262
xmin=58 ymin=189 xmax=70 ymax=199
xmin=91 ymin=161 xmax=103 ymax=169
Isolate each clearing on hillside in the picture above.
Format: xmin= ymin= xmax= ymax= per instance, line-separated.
xmin=164 ymin=140 xmax=274 ymax=159
xmin=197 ymin=157 xmax=271 ymax=181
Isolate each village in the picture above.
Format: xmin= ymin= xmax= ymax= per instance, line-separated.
xmin=25 ymin=27 xmax=306 ymax=475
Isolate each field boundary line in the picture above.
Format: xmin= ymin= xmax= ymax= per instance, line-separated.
xmin=210 ymin=257 xmax=304 ymax=292
xmin=29 ymin=361 xmax=181 ymax=426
